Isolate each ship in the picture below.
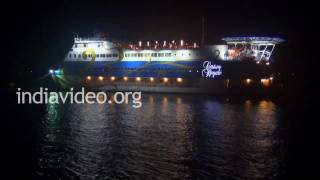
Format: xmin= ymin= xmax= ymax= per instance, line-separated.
xmin=49 ymin=36 xmax=284 ymax=94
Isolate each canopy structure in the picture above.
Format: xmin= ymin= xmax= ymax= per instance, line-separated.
xmin=222 ymin=37 xmax=285 ymax=61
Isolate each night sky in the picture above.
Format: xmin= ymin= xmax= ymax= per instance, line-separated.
xmin=3 ymin=0 xmax=312 ymax=84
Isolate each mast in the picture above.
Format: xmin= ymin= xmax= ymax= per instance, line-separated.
xmin=201 ymin=16 xmax=206 ymax=45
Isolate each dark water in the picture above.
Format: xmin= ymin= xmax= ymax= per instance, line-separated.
xmin=4 ymin=93 xmax=304 ymax=179
xmin=22 ymin=94 xmax=287 ymax=180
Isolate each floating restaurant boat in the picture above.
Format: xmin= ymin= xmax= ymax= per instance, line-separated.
xmin=51 ymin=36 xmax=284 ymax=93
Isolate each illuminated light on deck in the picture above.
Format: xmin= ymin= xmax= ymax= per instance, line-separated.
xmin=138 ymin=41 xmax=142 ymax=47
xmin=123 ymin=77 xmax=128 ymax=81
xmin=261 ymin=78 xmax=271 ymax=86
xmin=269 ymin=76 xmax=274 ymax=81
xmin=136 ymin=77 xmax=141 ymax=82
xmin=98 ymin=76 xmax=104 ymax=81
xmin=49 ymin=69 xmax=54 ymax=74
xmin=110 ymin=76 xmax=116 ymax=81
xmin=177 ymin=78 xmax=183 ymax=83
xmin=86 ymin=76 xmax=92 ymax=80
xmin=180 ymin=40 xmax=184 ymax=47
xmin=149 ymin=77 xmax=154 ymax=82
xmin=245 ymin=78 xmax=252 ymax=84
xmin=163 ymin=77 xmax=169 ymax=83
xmin=266 ymin=62 xmax=270 ymax=66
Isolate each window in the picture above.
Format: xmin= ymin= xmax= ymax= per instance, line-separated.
xmin=69 ymin=54 xmax=72 ymax=58
xmin=151 ymin=53 xmax=157 ymax=57
xmin=113 ymin=54 xmax=118 ymax=57
xmin=75 ymin=44 xmax=78 ymax=48
xmin=144 ymin=53 xmax=151 ymax=57
xmin=84 ymin=44 xmax=87 ymax=47
xmin=97 ymin=54 xmax=100 ymax=57
xmin=78 ymin=54 xmax=81 ymax=58
xmin=74 ymin=54 xmax=76 ymax=58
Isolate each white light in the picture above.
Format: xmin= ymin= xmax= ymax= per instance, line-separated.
xmin=49 ymin=69 xmax=53 ymax=74
xmin=138 ymin=41 xmax=142 ymax=47
xmin=98 ymin=76 xmax=104 ymax=81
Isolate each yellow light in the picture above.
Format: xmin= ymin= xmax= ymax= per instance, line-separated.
xmin=269 ymin=77 xmax=273 ymax=81
xmin=110 ymin=76 xmax=116 ymax=81
xmin=150 ymin=77 xmax=154 ymax=82
xmin=86 ymin=76 xmax=92 ymax=80
xmin=163 ymin=77 xmax=168 ymax=83
xmin=245 ymin=78 xmax=252 ymax=84
xmin=123 ymin=77 xmax=128 ymax=81
xmin=266 ymin=62 xmax=270 ymax=66
xmin=136 ymin=77 xmax=141 ymax=82
xmin=177 ymin=77 xmax=183 ymax=83
xmin=261 ymin=78 xmax=270 ymax=86
xmin=98 ymin=76 xmax=104 ymax=81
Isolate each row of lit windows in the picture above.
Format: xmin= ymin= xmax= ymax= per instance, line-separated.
xmin=68 ymin=54 xmax=118 ymax=58
xmin=97 ymin=54 xmax=118 ymax=58
xmin=73 ymin=43 xmax=103 ymax=48
xmin=125 ymin=53 xmax=174 ymax=57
